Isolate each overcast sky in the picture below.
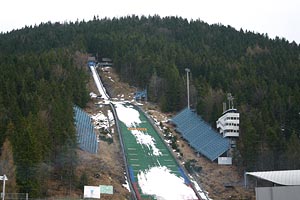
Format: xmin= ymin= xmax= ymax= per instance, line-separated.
xmin=0 ymin=0 xmax=299 ymax=43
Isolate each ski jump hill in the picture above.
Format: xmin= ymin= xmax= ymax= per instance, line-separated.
xmin=81 ymin=62 xmax=209 ymax=200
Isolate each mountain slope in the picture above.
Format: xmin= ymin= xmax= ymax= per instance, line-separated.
xmin=0 ymin=16 xmax=300 ymax=196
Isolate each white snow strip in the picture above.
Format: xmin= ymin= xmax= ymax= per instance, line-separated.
xmin=107 ymin=110 xmax=115 ymax=126
xmin=122 ymin=176 xmax=131 ymax=192
xmin=90 ymin=65 xmax=109 ymax=100
xmin=137 ymin=166 xmax=197 ymax=200
xmin=190 ymin=179 xmax=210 ymax=200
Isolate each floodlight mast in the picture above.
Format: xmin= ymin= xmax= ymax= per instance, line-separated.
xmin=185 ymin=68 xmax=190 ymax=109
xmin=1 ymin=174 xmax=7 ymax=200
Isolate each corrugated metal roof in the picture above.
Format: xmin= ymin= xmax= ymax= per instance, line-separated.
xmin=246 ymin=170 xmax=300 ymax=186
xmin=172 ymin=107 xmax=230 ymax=161
xmin=74 ymin=105 xmax=98 ymax=154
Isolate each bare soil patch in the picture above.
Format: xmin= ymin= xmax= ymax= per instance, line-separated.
xmin=98 ymin=67 xmax=136 ymax=100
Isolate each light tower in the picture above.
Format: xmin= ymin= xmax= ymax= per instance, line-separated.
xmin=185 ymin=68 xmax=190 ymax=109
xmin=0 ymin=174 xmax=8 ymax=200
xmin=227 ymin=93 xmax=234 ymax=109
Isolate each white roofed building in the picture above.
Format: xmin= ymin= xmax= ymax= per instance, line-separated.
xmin=245 ymin=170 xmax=300 ymax=200
xmin=216 ymin=108 xmax=240 ymax=138
xmin=216 ymin=94 xmax=240 ymax=149
xmin=246 ymin=170 xmax=300 ymax=186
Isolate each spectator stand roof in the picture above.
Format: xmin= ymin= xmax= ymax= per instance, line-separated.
xmin=246 ymin=170 xmax=300 ymax=186
xmin=171 ymin=107 xmax=230 ymax=161
xmin=73 ymin=105 xmax=98 ymax=154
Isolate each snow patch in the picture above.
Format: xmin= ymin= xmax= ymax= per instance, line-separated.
xmin=108 ymin=76 xmax=115 ymax=82
xmin=91 ymin=112 xmax=109 ymax=130
xmin=114 ymin=103 xmax=141 ymax=127
xmin=131 ymin=130 xmax=162 ymax=156
xmin=91 ymin=109 xmax=115 ymax=132
xmin=137 ymin=166 xmax=197 ymax=200
xmin=102 ymin=67 xmax=111 ymax=71
xmin=89 ymin=92 xmax=97 ymax=98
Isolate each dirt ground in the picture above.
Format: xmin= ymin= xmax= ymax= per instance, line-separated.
xmin=98 ymin=67 xmax=137 ymax=101
xmin=98 ymin=66 xmax=255 ymax=200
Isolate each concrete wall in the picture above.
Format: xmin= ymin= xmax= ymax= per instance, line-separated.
xmin=256 ymin=186 xmax=300 ymax=200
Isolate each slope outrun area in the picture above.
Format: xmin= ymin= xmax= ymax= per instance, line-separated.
xmin=113 ymin=102 xmax=198 ymax=200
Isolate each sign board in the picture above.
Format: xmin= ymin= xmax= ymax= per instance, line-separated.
xmin=0 ymin=175 xmax=7 ymax=181
xmin=84 ymin=186 xmax=100 ymax=199
xmin=100 ymin=185 xmax=113 ymax=194
xmin=218 ymin=157 xmax=232 ymax=165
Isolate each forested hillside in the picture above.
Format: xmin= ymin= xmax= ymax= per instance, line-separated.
xmin=0 ymin=49 xmax=89 ymax=196
xmin=0 ymin=15 xmax=300 ymax=196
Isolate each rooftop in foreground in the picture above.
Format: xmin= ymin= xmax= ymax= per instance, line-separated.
xmin=246 ymin=170 xmax=300 ymax=186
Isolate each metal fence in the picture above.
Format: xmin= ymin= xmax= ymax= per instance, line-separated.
xmin=1 ymin=193 xmax=84 ymax=200
xmin=1 ymin=193 xmax=28 ymax=200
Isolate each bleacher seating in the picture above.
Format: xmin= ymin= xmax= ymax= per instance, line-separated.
xmin=73 ymin=105 xmax=98 ymax=154
xmin=172 ymin=108 xmax=229 ymax=161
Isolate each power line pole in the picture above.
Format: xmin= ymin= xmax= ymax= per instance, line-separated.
xmin=185 ymin=68 xmax=190 ymax=109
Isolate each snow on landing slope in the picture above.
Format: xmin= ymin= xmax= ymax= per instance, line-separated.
xmin=114 ymin=102 xmax=162 ymax=156
xmin=114 ymin=103 xmax=141 ymax=126
xmin=138 ymin=166 xmax=198 ymax=200
xmin=131 ymin=129 xmax=162 ymax=156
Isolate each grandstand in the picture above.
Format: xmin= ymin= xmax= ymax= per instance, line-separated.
xmin=74 ymin=105 xmax=98 ymax=154
xmin=171 ymin=107 xmax=230 ymax=161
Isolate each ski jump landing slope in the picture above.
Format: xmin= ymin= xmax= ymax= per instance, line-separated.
xmin=113 ymin=102 xmax=199 ymax=200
